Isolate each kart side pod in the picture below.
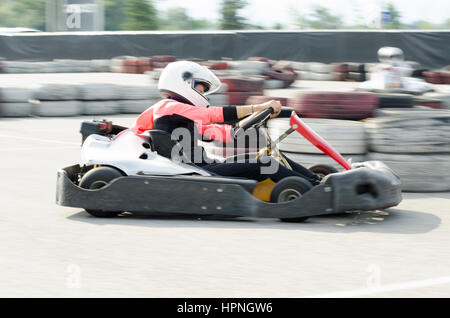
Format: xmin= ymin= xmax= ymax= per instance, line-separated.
xmin=56 ymin=161 xmax=402 ymax=218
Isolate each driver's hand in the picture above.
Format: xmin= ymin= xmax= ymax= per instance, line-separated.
xmin=262 ymin=100 xmax=282 ymax=118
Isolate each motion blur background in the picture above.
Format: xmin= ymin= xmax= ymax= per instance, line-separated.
xmin=1 ymin=0 xmax=450 ymax=32
xmin=0 ymin=0 xmax=450 ymax=299
xmin=0 ymin=0 xmax=449 ymax=192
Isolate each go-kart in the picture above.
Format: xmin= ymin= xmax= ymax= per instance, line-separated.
xmin=56 ymin=108 xmax=402 ymax=222
xmin=357 ymin=66 xmax=434 ymax=95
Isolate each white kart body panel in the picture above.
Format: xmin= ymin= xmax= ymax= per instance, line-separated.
xmin=80 ymin=129 xmax=211 ymax=176
xmin=361 ymin=65 xmax=433 ymax=94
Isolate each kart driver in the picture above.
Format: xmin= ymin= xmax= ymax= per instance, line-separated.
xmin=372 ymin=47 xmax=412 ymax=89
xmin=131 ymin=61 xmax=321 ymax=185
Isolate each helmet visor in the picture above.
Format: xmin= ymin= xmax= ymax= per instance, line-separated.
xmin=193 ymin=79 xmax=211 ymax=94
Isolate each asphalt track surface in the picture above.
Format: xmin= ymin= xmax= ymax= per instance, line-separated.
xmin=0 ymin=78 xmax=449 ymax=298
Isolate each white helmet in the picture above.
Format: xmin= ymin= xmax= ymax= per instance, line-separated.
xmin=158 ymin=61 xmax=222 ymax=108
xmin=378 ymin=47 xmax=404 ymax=63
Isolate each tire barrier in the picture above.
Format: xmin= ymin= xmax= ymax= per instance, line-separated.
xmin=0 ymin=86 xmax=34 ymax=117
xmin=263 ymin=68 xmax=298 ymax=88
xmin=0 ymin=57 xmax=428 ymax=85
xmin=0 ymin=102 xmax=32 ymax=117
xmin=1 ymin=87 xmax=35 ymax=102
xmin=81 ymin=101 xmax=120 ymax=115
xmin=367 ymin=152 xmax=450 ymax=192
xmin=151 ymin=55 xmax=177 ymax=63
xmin=289 ymin=91 xmax=378 ymax=120
xmin=248 ymin=57 xmax=274 ymax=67
xmin=283 ymin=152 xmax=366 ymax=171
xmin=423 ymin=71 xmax=450 ymax=84
xmin=227 ymin=60 xmax=270 ymax=76
xmin=246 ymin=95 xmax=288 ymax=107
xmin=364 ymin=113 xmax=450 ymax=153
xmin=78 ymin=83 xmax=121 ymax=100
xmin=2 ymin=60 xmax=110 ymax=73
xmin=34 ymin=83 xmax=80 ymax=101
xmin=264 ymin=79 xmax=285 ymax=89
xmin=332 ymin=63 xmax=349 ymax=74
xmin=293 ymin=62 xmax=347 ymax=81
xmin=375 ymin=93 xmax=414 ymax=109
xmin=223 ymin=91 xmax=263 ymax=105
xmin=308 ymin=72 xmax=336 ymax=81
xmin=267 ymin=117 xmax=366 ymax=155
xmin=218 ymin=75 xmax=265 ymax=93
xmin=345 ymin=63 xmax=367 ymax=82
xmin=117 ymin=84 xmax=160 ymax=100
xmin=121 ymin=58 xmax=154 ymax=74
xmin=347 ymin=63 xmax=366 ymax=74
xmin=199 ymin=61 xmax=229 ymax=70
xmin=118 ymin=99 xmax=159 ymax=114
xmin=51 ymin=59 xmax=97 ymax=73
xmin=110 ymin=56 xmax=135 ymax=73
xmin=145 ymin=69 xmax=162 ymax=81
xmin=307 ymin=62 xmax=335 ymax=74
xmin=365 ymin=110 xmax=450 ymax=192
xmin=208 ymin=94 xmax=229 ymax=107
xmin=412 ymin=96 xmax=445 ymax=109
xmin=423 ymin=92 xmax=450 ymax=109
xmin=111 ymin=56 xmax=154 ymax=74
xmin=291 ymin=61 xmax=424 ymax=83
xmin=89 ymin=59 xmax=112 ymax=72
xmin=374 ymin=107 xmax=450 ymax=117
xmin=347 ymin=72 xmax=367 ymax=82
xmin=264 ymin=60 xmax=298 ymax=88
xmin=30 ymin=100 xmax=83 ymax=117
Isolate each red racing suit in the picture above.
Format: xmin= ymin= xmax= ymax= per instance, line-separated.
xmin=131 ymin=99 xmax=234 ymax=143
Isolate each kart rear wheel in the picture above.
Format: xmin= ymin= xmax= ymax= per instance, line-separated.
xmin=308 ymin=164 xmax=338 ymax=178
xmin=271 ymin=177 xmax=313 ymax=223
xmin=79 ymin=166 xmax=125 ymax=217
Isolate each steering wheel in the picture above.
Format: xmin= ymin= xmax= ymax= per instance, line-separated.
xmin=232 ymin=107 xmax=274 ymax=139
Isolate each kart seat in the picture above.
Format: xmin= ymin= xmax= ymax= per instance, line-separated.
xmin=146 ymin=130 xmax=181 ymax=160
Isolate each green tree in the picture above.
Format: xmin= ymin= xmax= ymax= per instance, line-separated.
xmin=104 ymin=0 xmax=158 ymax=30
xmin=161 ymin=7 xmax=193 ymax=30
xmin=219 ymin=0 xmax=247 ymax=30
xmin=291 ymin=5 xmax=342 ymax=29
xmin=290 ymin=8 xmax=309 ymax=29
xmin=158 ymin=7 xmax=215 ymax=30
xmin=104 ymin=0 xmax=127 ymax=31
xmin=307 ymin=5 xmax=343 ymax=29
xmin=350 ymin=2 xmax=368 ymax=29
xmin=123 ymin=0 xmax=158 ymax=30
xmin=442 ymin=18 xmax=450 ymax=29
xmin=191 ymin=19 xmax=216 ymax=30
xmin=272 ymin=23 xmax=284 ymax=30
xmin=384 ymin=2 xmax=402 ymax=29
xmin=0 ymin=0 xmax=46 ymax=30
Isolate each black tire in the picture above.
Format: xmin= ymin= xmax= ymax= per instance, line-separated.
xmin=271 ymin=177 xmax=313 ymax=223
xmin=308 ymin=164 xmax=338 ymax=178
xmin=79 ymin=166 xmax=125 ymax=217
xmin=376 ymin=93 xmax=414 ymax=109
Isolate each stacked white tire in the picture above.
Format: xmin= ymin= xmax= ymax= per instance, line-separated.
xmin=267 ymin=117 xmax=367 ymax=170
xmin=365 ymin=111 xmax=450 ymax=192
xmin=32 ymin=83 xmax=82 ymax=116
xmin=0 ymin=87 xmax=35 ymax=117
xmin=78 ymin=83 xmax=121 ymax=115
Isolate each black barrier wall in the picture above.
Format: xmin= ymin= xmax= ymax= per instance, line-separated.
xmin=0 ymin=30 xmax=449 ymax=69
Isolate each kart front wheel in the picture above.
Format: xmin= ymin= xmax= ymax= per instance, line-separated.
xmin=79 ymin=166 xmax=125 ymax=218
xmin=271 ymin=177 xmax=313 ymax=223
